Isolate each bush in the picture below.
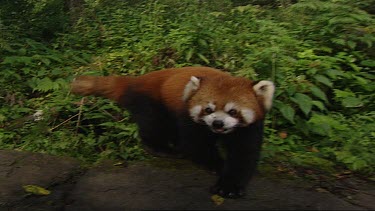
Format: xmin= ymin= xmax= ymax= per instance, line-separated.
xmin=0 ymin=0 xmax=373 ymax=174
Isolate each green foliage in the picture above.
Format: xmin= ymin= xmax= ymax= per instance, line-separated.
xmin=1 ymin=0 xmax=374 ymax=174
xmin=308 ymin=112 xmax=375 ymax=173
xmin=1 ymin=0 xmax=69 ymax=41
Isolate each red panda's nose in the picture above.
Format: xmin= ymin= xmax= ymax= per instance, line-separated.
xmin=212 ymin=120 xmax=224 ymax=129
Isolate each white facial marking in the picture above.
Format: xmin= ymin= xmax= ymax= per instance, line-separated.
xmin=223 ymin=116 xmax=238 ymax=128
xmin=202 ymin=113 xmax=215 ymax=126
xmin=182 ymin=76 xmax=201 ymax=101
xmin=224 ymin=102 xmax=236 ymax=112
xmin=202 ymin=111 xmax=239 ymax=134
xmin=241 ymin=109 xmax=255 ymax=124
xmin=207 ymin=102 xmax=216 ymax=110
xmin=189 ymin=105 xmax=202 ymax=122
xmin=253 ymin=80 xmax=275 ymax=111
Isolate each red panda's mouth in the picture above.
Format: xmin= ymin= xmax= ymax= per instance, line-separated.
xmin=211 ymin=127 xmax=233 ymax=134
xmin=197 ymin=120 xmax=230 ymax=133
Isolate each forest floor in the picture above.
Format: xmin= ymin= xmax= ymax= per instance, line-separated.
xmin=0 ymin=149 xmax=374 ymax=210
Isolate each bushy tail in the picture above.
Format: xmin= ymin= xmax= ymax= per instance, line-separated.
xmin=70 ymin=75 xmax=133 ymax=102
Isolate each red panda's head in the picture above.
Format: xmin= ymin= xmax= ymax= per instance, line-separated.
xmin=183 ymin=75 xmax=275 ymax=134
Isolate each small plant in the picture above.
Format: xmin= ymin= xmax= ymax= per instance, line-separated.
xmin=0 ymin=0 xmax=373 ymax=174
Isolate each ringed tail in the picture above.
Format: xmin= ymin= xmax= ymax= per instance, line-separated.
xmin=70 ymin=75 xmax=134 ymax=102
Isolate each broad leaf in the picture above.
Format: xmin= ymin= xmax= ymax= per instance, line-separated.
xmin=342 ymin=97 xmax=363 ymax=108
xmin=291 ymin=93 xmax=313 ymax=116
xmin=360 ymin=60 xmax=375 ymax=67
xmin=334 ymin=89 xmax=355 ymax=98
xmin=312 ymin=100 xmax=326 ymax=111
xmin=33 ymin=77 xmax=55 ymax=92
xmin=314 ymin=75 xmax=333 ymax=87
xmin=278 ymin=104 xmax=295 ymax=123
xmin=310 ymin=86 xmax=328 ymax=102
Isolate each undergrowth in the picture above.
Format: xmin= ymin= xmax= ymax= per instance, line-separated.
xmin=0 ymin=0 xmax=374 ymax=175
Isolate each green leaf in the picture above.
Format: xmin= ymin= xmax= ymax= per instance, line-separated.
xmin=342 ymin=97 xmax=363 ymax=108
xmin=197 ymin=53 xmax=210 ymax=64
xmin=23 ymin=185 xmax=50 ymax=195
xmin=186 ymin=48 xmax=194 ymax=61
xmin=285 ymin=86 xmax=297 ymax=96
xmin=352 ymin=160 xmax=367 ymax=171
xmin=334 ymin=89 xmax=355 ymax=98
xmin=347 ymin=41 xmax=356 ymax=49
xmin=41 ymin=58 xmax=51 ymax=66
xmin=0 ymin=114 xmax=6 ymax=122
xmin=51 ymin=68 xmax=63 ymax=75
xmin=198 ymin=39 xmax=208 ymax=47
xmin=360 ymin=60 xmax=375 ymax=67
xmin=331 ymin=38 xmax=346 ymax=46
xmin=233 ymin=5 xmax=253 ymax=13
xmin=34 ymin=77 xmax=55 ymax=92
xmin=46 ymin=55 xmax=63 ymax=63
xmin=18 ymin=48 xmax=27 ymax=55
xmin=308 ymin=114 xmax=333 ymax=136
xmin=72 ymin=55 xmax=88 ymax=64
xmin=312 ymin=100 xmax=326 ymax=111
xmin=291 ymin=93 xmax=313 ymax=116
xmin=278 ymin=104 xmax=295 ymax=123
xmin=211 ymin=194 xmax=225 ymax=206
xmin=2 ymin=56 xmax=33 ymax=65
xmin=309 ymin=86 xmax=328 ymax=102
xmin=353 ymin=75 xmax=368 ymax=86
xmin=326 ymin=69 xmax=344 ymax=79
xmin=314 ymin=75 xmax=333 ymax=87
xmin=297 ymin=49 xmax=315 ymax=59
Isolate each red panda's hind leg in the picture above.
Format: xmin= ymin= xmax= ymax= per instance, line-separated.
xmin=120 ymin=89 xmax=180 ymax=157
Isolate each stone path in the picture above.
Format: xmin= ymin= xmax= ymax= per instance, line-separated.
xmin=0 ymin=149 xmax=374 ymax=210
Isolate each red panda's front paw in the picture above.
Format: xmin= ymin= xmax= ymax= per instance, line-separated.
xmin=210 ymin=184 xmax=245 ymax=199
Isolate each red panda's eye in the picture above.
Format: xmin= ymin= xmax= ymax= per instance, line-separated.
xmin=204 ymin=107 xmax=214 ymax=114
xmin=228 ymin=109 xmax=237 ymax=116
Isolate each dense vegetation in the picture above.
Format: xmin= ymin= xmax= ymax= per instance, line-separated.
xmin=1 ymin=0 xmax=374 ymax=176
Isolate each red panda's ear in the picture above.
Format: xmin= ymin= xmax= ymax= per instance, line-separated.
xmin=253 ymin=80 xmax=275 ymax=111
xmin=182 ymin=76 xmax=201 ymax=102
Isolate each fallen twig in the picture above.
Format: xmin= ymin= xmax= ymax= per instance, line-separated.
xmin=50 ymin=113 xmax=80 ymax=132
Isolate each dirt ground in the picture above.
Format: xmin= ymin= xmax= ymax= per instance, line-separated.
xmin=0 ymin=149 xmax=374 ymax=210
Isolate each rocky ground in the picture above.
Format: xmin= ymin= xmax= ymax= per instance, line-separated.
xmin=0 ymin=149 xmax=374 ymax=210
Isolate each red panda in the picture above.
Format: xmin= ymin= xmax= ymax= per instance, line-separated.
xmin=71 ymin=66 xmax=275 ymax=198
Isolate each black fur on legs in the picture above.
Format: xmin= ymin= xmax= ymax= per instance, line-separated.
xmin=210 ymin=120 xmax=264 ymax=198
xmin=119 ymin=87 xmax=264 ymax=198
xmin=178 ymin=115 xmax=264 ymax=198
xmin=119 ymin=87 xmax=179 ymax=155
xmin=177 ymin=116 xmax=224 ymax=172
xmin=179 ymin=115 xmax=263 ymax=198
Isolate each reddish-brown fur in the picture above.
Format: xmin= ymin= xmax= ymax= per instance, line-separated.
xmin=71 ymin=66 xmax=270 ymax=198
xmin=71 ymin=66 xmax=264 ymax=118
xmin=187 ymin=74 xmax=265 ymax=121
xmin=70 ymin=75 xmax=136 ymax=102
